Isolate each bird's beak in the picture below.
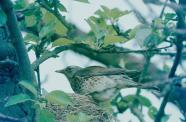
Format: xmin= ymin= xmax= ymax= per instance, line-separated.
xmin=55 ymin=69 xmax=65 ymax=74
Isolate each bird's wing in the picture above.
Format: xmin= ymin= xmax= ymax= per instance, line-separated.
xmin=80 ymin=75 xmax=118 ymax=94
xmin=75 ymin=66 xmax=139 ymax=77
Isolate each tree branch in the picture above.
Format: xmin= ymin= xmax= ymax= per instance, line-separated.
xmin=96 ymin=45 xmax=172 ymax=54
xmin=32 ymin=44 xmax=172 ymax=70
xmin=0 ymin=0 xmax=36 ymax=82
xmin=155 ymin=0 xmax=186 ymax=121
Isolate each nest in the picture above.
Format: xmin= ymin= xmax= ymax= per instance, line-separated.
xmin=45 ymin=93 xmax=115 ymax=122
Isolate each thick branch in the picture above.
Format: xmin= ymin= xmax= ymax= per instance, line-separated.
xmin=0 ymin=0 xmax=36 ymax=82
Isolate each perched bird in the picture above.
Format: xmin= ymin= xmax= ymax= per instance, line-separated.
xmin=56 ymin=66 xmax=156 ymax=102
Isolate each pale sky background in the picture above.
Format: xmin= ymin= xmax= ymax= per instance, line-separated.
xmin=29 ymin=0 xmax=183 ymax=122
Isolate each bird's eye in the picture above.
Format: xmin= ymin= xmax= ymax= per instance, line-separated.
xmin=67 ymin=68 xmax=72 ymax=72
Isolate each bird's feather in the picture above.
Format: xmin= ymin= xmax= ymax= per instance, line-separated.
xmin=75 ymin=66 xmax=139 ymax=78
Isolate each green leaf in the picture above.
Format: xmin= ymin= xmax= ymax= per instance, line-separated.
xmin=104 ymin=35 xmax=128 ymax=46
xmin=67 ymin=112 xmax=92 ymax=122
xmin=52 ymin=38 xmax=74 ymax=47
xmin=99 ymin=6 xmax=130 ymax=21
xmin=86 ymin=18 xmax=105 ymax=40
xmin=137 ymin=95 xmax=151 ymax=107
xmin=153 ymin=18 xmax=164 ymax=28
xmin=39 ymin=23 xmax=55 ymax=39
xmin=74 ymin=0 xmax=89 ymax=3
xmin=36 ymin=108 xmax=55 ymax=122
xmin=45 ymin=90 xmax=72 ymax=106
xmin=25 ymin=15 xmax=37 ymax=27
xmin=161 ymin=115 xmax=170 ymax=122
xmin=42 ymin=10 xmax=68 ymax=36
xmin=42 ymin=9 xmax=55 ymax=24
xmin=0 ymin=10 xmax=7 ymax=25
xmin=123 ymin=95 xmax=136 ymax=102
xmin=123 ymin=95 xmax=151 ymax=107
xmin=164 ymin=13 xmax=176 ymax=21
xmin=148 ymin=106 xmax=158 ymax=119
xmin=14 ymin=0 xmax=28 ymax=9
xmin=24 ymin=33 xmax=40 ymax=45
xmin=127 ymin=28 xmax=137 ymax=39
xmin=116 ymin=100 xmax=129 ymax=113
xmin=95 ymin=9 xmax=106 ymax=18
xmin=23 ymin=4 xmax=39 ymax=16
xmin=19 ymin=81 xmax=38 ymax=97
xmin=5 ymin=94 xmax=32 ymax=107
xmin=163 ymin=63 xmax=170 ymax=72
xmin=101 ymin=5 xmax=111 ymax=19
xmin=58 ymin=3 xmax=67 ymax=12
xmin=54 ymin=20 xmax=68 ymax=36
xmin=143 ymin=32 xmax=162 ymax=48
xmin=110 ymin=8 xmax=130 ymax=20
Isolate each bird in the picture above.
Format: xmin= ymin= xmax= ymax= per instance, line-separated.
xmin=56 ymin=66 xmax=157 ymax=102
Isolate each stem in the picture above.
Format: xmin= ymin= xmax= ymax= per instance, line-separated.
xmin=35 ymin=47 xmax=41 ymax=95
xmin=37 ymin=0 xmax=72 ymax=30
xmin=131 ymin=54 xmax=151 ymax=122
xmin=139 ymin=54 xmax=151 ymax=83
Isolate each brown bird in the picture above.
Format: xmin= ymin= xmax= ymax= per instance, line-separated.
xmin=56 ymin=66 xmax=156 ymax=102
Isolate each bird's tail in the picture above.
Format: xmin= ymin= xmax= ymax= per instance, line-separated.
xmin=127 ymin=83 xmax=160 ymax=91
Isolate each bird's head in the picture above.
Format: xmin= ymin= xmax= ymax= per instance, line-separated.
xmin=56 ymin=66 xmax=82 ymax=79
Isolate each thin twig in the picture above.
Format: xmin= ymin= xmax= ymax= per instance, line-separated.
xmin=96 ymin=45 xmax=172 ymax=54
xmin=160 ymin=0 xmax=169 ymax=18
xmin=132 ymin=54 xmax=151 ymax=122
xmin=35 ymin=47 xmax=41 ymax=95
